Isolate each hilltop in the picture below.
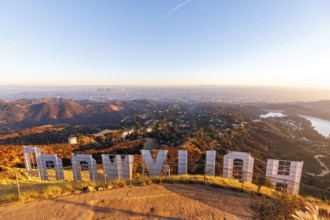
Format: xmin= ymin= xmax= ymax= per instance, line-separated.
xmin=0 ymin=99 xmax=165 ymax=134
xmin=0 ymin=184 xmax=255 ymax=220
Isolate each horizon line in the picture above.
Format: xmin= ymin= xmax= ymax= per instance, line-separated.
xmin=0 ymin=84 xmax=330 ymax=91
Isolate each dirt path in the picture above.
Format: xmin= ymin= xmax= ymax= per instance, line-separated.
xmin=307 ymin=155 xmax=330 ymax=177
xmin=0 ymin=184 xmax=254 ymax=220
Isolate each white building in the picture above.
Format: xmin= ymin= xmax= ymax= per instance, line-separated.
xmin=121 ymin=130 xmax=135 ymax=139
xmin=68 ymin=137 xmax=78 ymax=144
xmin=266 ymin=159 xmax=303 ymax=195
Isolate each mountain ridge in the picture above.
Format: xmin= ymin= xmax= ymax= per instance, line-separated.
xmin=0 ymin=98 xmax=159 ymax=132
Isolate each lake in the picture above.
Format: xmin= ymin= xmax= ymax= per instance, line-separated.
xmin=300 ymin=115 xmax=330 ymax=137
xmin=260 ymin=112 xmax=287 ymax=119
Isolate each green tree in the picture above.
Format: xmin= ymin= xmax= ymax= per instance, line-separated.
xmin=257 ymin=176 xmax=274 ymax=193
xmin=196 ymin=128 xmax=205 ymax=142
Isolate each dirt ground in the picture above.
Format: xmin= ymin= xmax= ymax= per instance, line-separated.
xmin=0 ymin=184 xmax=255 ymax=220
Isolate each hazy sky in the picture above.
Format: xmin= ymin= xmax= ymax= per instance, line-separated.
xmin=0 ymin=0 xmax=329 ymax=88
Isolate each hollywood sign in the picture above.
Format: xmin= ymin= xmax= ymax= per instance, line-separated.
xmin=23 ymin=146 xmax=303 ymax=195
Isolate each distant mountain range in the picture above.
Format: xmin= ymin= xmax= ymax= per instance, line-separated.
xmin=1 ymin=97 xmax=330 ymax=134
xmin=295 ymin=100 xmax=330 ymax=113
xmin=263 ymin=100 xmax=330 ymax=120
xmin=0 ymin=98 xmax=161 ymax=132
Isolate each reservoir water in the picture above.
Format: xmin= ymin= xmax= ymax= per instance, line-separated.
xmin=260 ymin=112 xmax=286 ymax=119
xmin=299 ymin=115 xmax=330 ymax=137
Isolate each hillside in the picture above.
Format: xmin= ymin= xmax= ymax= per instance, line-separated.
xmin=296 ymin=100 xmax=330 ymax=114
xmin=0 ymin=184 xmax=253 ymax=220
xmin=0 ymin=100 xmax=329 ymax=192
xmin=263 ymin=101 xmax=330 ymax=121
xmin=0 ymin=99 xmax=165 ymax=134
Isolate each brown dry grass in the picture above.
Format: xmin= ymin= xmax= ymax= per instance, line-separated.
xmin=0 ymin=184 xmax=254 ymax=220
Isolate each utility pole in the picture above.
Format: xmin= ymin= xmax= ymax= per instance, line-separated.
xmin=16 ymin=173 xmax=21 ymax=200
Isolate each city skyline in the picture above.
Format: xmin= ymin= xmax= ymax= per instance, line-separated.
xmin=0 ymin=0 xmax=330 ymax=89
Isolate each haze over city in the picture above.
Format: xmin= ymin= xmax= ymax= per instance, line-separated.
xmin=1 ymin=0 xmax=330 ymax=89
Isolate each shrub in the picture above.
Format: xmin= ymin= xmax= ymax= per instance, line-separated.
xmin=252 ymin=195 xmax=305 ymax=220
xmin=112 ymin=180 xmax=126 ymax=188
xmin=256 ymin=176 xmax=273 ymax=193
xmin=292 ymin=202 xmax=330 ymax=220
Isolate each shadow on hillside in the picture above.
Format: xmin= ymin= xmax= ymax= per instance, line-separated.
xmin=51 ymin=198 xmax=182 ymax=220
xmin=162 ymin=184 xmax=254 ymax=219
